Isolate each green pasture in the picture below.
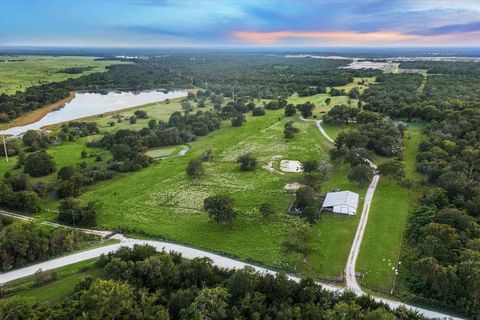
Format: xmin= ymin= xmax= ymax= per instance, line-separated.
xmin=0 ymin=56 xmax=127 ymax=94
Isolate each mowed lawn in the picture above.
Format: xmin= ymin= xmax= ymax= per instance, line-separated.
xmin=357 ymin=126 xmax=422 ymax=292
xmin=0 ymin=56 xmax=127 ymax=94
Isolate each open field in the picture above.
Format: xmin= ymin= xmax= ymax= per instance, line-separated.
xmin=331 ymin=77 xmax=376 ymax=94
xmin=7 ymin=104 xmax=364 ymax=274
xmin=0 ymin=79 xmax=368 ymax=275
xmin=0 ymin=56 xmax=127 ymax=95
xmin=357 ymin=126 xmax=422 ymax=292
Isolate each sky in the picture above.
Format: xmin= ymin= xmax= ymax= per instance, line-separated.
xmin=1 ymin=0 xmax=479 ymax=47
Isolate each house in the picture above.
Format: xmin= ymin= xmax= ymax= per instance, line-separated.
xmin=321 ymin=191 xmax=359 ymax=215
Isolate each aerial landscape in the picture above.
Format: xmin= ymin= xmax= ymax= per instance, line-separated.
xmin=0 ymin=1 xmax=479 ymax=319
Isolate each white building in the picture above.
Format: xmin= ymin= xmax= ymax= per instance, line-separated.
xmin=321 ymin=191 xmax=359 ymax=215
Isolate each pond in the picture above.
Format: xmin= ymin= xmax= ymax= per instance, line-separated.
xmin=1 ymin=90 xmax=187 ymax=136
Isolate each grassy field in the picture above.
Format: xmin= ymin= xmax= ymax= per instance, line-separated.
xmin=0 ymin=78 xmax=370 ymax=276
xmin=2 ymin=259 xmax=102 ymax=303
xmin=322 ymin=123 xmax=357 ymax=140
xmin=0 ymin=56 xmax=127 ymax=95
xmin=15 ymin=104 xmax=362 ymax=273
xmin=356 ymin=125 xmax=422 ymax=292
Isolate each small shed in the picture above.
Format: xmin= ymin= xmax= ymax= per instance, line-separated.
xmin=321 ymin=191 xmax=359 ymax=215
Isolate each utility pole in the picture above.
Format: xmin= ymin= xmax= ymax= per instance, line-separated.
xmin=232 ymin=85 xmax=235 ymax=101
xmin=191 ymin=77 xmax=194 ymax=87
xmin=2 ymin=135 xmax=8 ymax=162
xmin=205 ymin=80 xmax=208 ymax=91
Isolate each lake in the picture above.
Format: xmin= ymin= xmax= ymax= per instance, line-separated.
xmin=1 ymin=90 xmax=187 ymax=136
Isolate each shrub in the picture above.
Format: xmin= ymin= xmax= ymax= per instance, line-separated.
xmin=186 ymin=159 xmax=204 ymax=180
xmin=129 ymin=116 xmax=137 ymax=124
xmin=259 ymin=203 xmax=275 ymax=217
xmin=236 ymin=153 xmax=257 ymax=171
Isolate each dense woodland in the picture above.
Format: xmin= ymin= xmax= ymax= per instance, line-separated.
xmin=358 ymin=65 xmax=480 ymax=318
xmin=0 ymin=245 xmax=426 ymax=320
xmin=0 ymin=54 xmax=368 ymax=122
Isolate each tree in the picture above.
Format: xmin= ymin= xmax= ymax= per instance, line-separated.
xmin=297 ymin=102 xmax=314 ymax=118
xmin=57 ymin=166 xmax=75 ymax=181
xmin=295 ymin=186 xmax=316 ymax=210
xmin=185 ymin=287 xmax=230 ymax=320
xmin=129 ymin=116 xmax=137 ymax=124
xmin=378 ymin=160 xmax=406 ymax=181
xmin=81 ymin=149 xmax=87 ymax=158
xmin=81 ymin=279 xmax=135 ymax=320
xmin=58 ymin=198 xmax=97 ymax=227
xmin=22 ymin=130 xmax=43 ymax=147
xmin=134 ymin=109 xmax=148 ymax=118
xmin=349 ymin=164 xmax=373 ymax=186
xmin=186 ymin=159 xmax=204 ymax=179
xmin=203 ymin=195 xmax=236 ymax=226
xmin=24 ymin=150 xmax=55 ymax=177
xmin=259 ymin=203 xmax=275 ymax=217
xmin=236 ymin=153 xmax=257 ymax=171
xmin=148 ymin=119 xmax=157 ymax=129
xmin=284 ymin=121 xmax=299 ymax=139
xmin=252 ymin=107 xmax=265 ymax=116
xmin=6 ymin=173 xmax=30 ymax=191
xmin=284 ymin=104 xmax=296 ymax=116
xmin=231 ymin=113 xmax=246 ymax=127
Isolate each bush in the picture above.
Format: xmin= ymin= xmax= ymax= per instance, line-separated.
xmin=259 ymin=203 xmax=275 ymax=217
xmin=203 ymin=195 xmax=236 ymax=226
xmin=24 ymin=150 xmax=55 ymax=177
xmin=284 ymin=104 xmax=296 ymax=117
xmin=129 ymin=116 xmax=137 ymax=124
xmin=284 ymin=121 xmax=299 ymax=139
xmin=236 ymin=153 xmax=257 ymax=171
xmin=186 ymin=159 xmax=204 ymax=180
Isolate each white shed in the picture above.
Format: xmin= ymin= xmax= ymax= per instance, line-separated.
xmin=321 ymin=191 xmax=359 ymax=215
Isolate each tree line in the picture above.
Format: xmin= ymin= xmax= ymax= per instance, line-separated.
xmin=0 ymin=244 xmax=427 ymax=320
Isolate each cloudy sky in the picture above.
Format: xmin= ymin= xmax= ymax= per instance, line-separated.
xmin=1 ymin=0 xmax=479 ymax=47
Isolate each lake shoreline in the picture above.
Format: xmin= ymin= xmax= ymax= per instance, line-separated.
xmin=1 ymin=90 xmax=187 ymax=136
xmin=0 ymin=91 xmax=76 ymax=131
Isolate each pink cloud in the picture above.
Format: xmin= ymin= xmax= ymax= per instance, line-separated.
xmin=232 ymin=30 xmax=480 ymax=46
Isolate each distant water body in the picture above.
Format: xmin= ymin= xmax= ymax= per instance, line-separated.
xmin=1 ymin=90 xmax=187 ymax=136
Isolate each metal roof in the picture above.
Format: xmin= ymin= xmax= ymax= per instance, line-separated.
xmin=322 ymin=191 xmax=359 ymax=210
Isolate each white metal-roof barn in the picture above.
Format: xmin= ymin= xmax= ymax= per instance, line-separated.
xmin=321 ymin=191 xmax=359 ymax=215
